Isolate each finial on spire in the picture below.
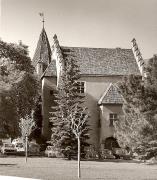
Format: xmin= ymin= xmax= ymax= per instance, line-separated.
xmin=39 ymin=12 xmax=45 ymax=28
xmin=53 ymin=34 xmax=57 ymax=40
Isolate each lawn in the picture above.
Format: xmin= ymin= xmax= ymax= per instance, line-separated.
xmin=0 ymin=157 xmax=157 ymax=180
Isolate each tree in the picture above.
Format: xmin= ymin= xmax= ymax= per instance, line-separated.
xmin=0 ymin=93 xmax=19 ymax=139
xmin=70 ymin=104 xmax=89 ymax=178
xmin=114 ymin=75 xmax=146 ymax=150
xmin=50 ymin=48 xmax=89 ymax=158
xmin=30 ymin=96 xmax=44 ymax=144
xmin=114 ymin=102 xmax=147 ymax=150
xmin=0 ymin=39 xmax=39 ymax=139
xmin=115 ymin=55 xmax=157 ymax=158
xmin=19 ymin=113 xmax=36 ymax=162
xmin=140 ymin=55 xmax=157 ymax=158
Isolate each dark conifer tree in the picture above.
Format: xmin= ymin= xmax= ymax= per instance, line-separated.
xmin=50 ymin=48 xmax=89 ymax=158
xmin=29 ymin=96 xmax=44 ymax=143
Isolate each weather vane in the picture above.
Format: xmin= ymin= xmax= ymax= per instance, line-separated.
xmin=39 ymin=12 xmax=45 ymax=28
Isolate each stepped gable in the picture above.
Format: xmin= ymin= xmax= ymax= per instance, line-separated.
xmin=131 ymin=38 xmax=145 ymax=77
xmin=98 ymin=83 xmax=124 ymax=105
xmin=32 ymin=27 xmax=51 ymax=68
xmin=60 ymin=46 xmax=140 ymax=76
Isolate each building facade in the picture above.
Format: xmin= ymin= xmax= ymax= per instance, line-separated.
xmin=33 ymin=28 xmax=144 ymax=149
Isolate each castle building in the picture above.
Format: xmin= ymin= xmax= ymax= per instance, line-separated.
xmin=33 ymin=27 xmax=144 ymax=149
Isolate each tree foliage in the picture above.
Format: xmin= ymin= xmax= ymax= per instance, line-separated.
xmin=115 ymin=55 xmax=157 ymax=158
xmin=0 ymin=93 xmax=20 ymax=139
xmin=0 ymin=40 xmax=39 ymax=139
xmin=50 ymin=49 xmax=89 ymax=158
xmin=30 ymin=96 xmax=44 ymax=143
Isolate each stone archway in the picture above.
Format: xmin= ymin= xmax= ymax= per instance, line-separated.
xmin=104 ymin=137 xmax=119 ymax=150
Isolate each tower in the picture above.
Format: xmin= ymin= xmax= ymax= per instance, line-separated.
xmin=32 ymin=17 xmax=51 ymax=76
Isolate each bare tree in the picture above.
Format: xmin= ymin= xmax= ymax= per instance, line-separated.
xmin=19 ymin=113 xmax=36 ymax=162
xmin=70 ymin=104 xmax=89 ymax=178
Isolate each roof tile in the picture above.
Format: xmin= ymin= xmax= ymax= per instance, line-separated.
xmin=60 ymin=46 xmax=140 ymax=76
xmin=42 ymin=60 xmax=57 ymax=77
xmin=43 ymin=46 xmax=141 ymax=77
xmin=98 ymin=83 xmax=124 ymax=105
xmin=32 ymin=28 xmax=51 ymax=68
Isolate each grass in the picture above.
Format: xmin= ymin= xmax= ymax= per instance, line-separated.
xmin=0 ymin=157 xmax=157 ymax=180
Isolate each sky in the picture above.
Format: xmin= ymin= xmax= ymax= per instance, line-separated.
xmin=0 ymin=0 xmax=157 ymax=59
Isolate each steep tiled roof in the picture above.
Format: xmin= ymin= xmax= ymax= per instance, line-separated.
xmin=42 ymin=60 xmax=57 ymax=77
xmin=32 ymin=28 xmax=51 ymax=67
xmin=60 ymin=46 xmax=140 ymax=76
xmin=98 ymin=83 xmax=124 ymax=105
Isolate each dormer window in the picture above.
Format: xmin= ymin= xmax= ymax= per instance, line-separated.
xmin=76 ymin=81 xmax=85 ymax=94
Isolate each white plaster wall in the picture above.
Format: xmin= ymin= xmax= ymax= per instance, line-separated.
xmin=78 ymin=75 xmax=123 ymax=148
xmin=41 ymin=75 xmax=124 ymax=147
xmin=42 ymin=77 xmax=57 ymax=139
xmin=99 ymin=105 xmax=123 ymax=144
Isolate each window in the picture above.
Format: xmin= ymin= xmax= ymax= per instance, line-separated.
xmin=76 ymin=81 xmax=85 ymax=94
xmin=48 ymin=121 xmax=52 ymax=127
xmin=98 ymin=119 xmax=101 ymax=128
xmin=50 ymin=90 xmax=53 ymax=95
xmin=109 ymin=113 xmax=118 ymax=127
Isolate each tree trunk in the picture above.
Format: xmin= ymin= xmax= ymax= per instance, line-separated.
xmin=78 ymin=136 xmax=81 ymax=178
xmin=25 ymin=135 xmax=28 ymax=163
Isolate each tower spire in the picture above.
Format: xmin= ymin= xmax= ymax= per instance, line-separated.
xmin=32 ymin=18 xmax=51 ymax=75
xmin=39 ymin=12 xmax=45 ymax=28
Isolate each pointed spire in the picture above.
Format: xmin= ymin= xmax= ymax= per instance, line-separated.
xmin=32 ymin=27 xmax=51 ymax=75
xmin=131 ymin=38 xmax=145 ymax=77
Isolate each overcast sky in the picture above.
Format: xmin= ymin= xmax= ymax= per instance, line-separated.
xmin=1 ymin=0 xmax=157 ymax=59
